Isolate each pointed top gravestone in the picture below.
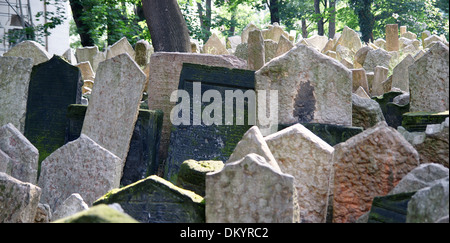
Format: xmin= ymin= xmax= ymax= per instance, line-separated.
xmin=202 ymin=33 xmax=229 ymax=55
xmin=3 ymin=40 xmax=52 ymax=66
xmin=106 ymin=37 xmax=136 ymax=60
xmin=0 ymin=56 xmax=33 ymax=133
xmin=24 ymin=55 xmax=83 ymax=164
xmin=81 ymin=53 xmax=147 ymax=168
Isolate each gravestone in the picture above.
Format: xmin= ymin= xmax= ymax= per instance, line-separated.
xmin=265 ymin=124 xmax=334 ymax=223
xmin=175 ymin=160 xmax=224 ymax=197
xmin=306 ymin=35 xmax=329 ymax=52
xmin=352 ymin=93 xmax=385 ymax=130
xmin=276 ymin=35 xmax=294 ymax=57
xmin=372 ymin=66 xmax=389 ymax=96
xmin=38 ymin=134 xmax=122 ymax=210
xmin=75 ymin=46 xmax=105 ymax=72
xmin=206 ymin=153 xmax=300 ymax=223
xmin=241 ymin=23 xmax=259 ymax=43
xmin=106 ymin=37 xmax=136 ymax=60
xmin=203 ymin=33 xmax=229 ymax=55
xmin=0 ymin=172 xmax=41 ymax=223
xmin=53 ymin=204 xmax=139 ymax=223
xmin=367 ymin=191 xmax=417 ymax=223
xmin=3 ymin=40 xmax=52 ymax=66
xmin=0 ymin=123 xmax=39 ymax=184
xmin=24 ymin=55 xmax=83 ymax=164
xmin=134 ymin=39 xmax=153 ymax=67
xmin=333 ymin=26 xmax=362 ymax=53
xmin=402 ymin=111 xmax=449 ymax=132
xmin=81 ymin=53 xmax=147 ymax=168
xmin=165 ymin=63 xmax=255 ymax=182
xmin=75 ymin=61 xmax=95 ymax=81
xmin=262 ymin=23 xmax=288 ymax=43
xmin=409 ymin=42 xmax=449 ymax=113
xmin=391 ymin=54 xmax=415 ymax=93
xmin=94 ymin=175 xmax=205 ymax=223
xmin=147 ymin=52 xmax=247 ymax=166
xmin=352 ymin=68 xmax=369 ymax=94
xmin=255 ymin=44 xmax=352 ymax=135
xmin=66 ymin=104 xmax=164 ymax=187
xmin=51 ymin=193 xmax=89 ymax=221
xmin=414 ymin=119 xmax=449 ymax=167
xmin=248 ymin=30 xmax=265 ymax=71
xmin=264 ymin=39 xmax=277 ymax=62
xmin=332 ymin=121 xmax=420 ymax=223
xmin=0 ymin=56 xmax=33 ymax=133
xmin=386 ymin=24 xmax=400 ymax=51
xmin=363 ymin=48 xmax=392 ymax=73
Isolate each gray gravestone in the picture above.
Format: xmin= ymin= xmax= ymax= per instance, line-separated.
xmin=165 ymin=63 xmax=255 ymax=182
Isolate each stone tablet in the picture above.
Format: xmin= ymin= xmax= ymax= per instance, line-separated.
xmin=0 ymin=123 xmax=39 ymax=184
xmin=352 ymin=93 xmax=385 ymax=130
xmin=333 ymin=26 xmax=362 ymax=53
xmin=255 ymin=44 xmax=352 ymax=135
xmin=81 ymin=53 xmax=147 ymax=168
xmin=24 ymin=56 xmax=83 ymax=164
xmin=391 ymin=54 xmax=414 ymax=93
xmin=53 ymin=204 xmax=139 ymax=223
xmin=409 ymin=42 xmax=449 ymax=113
xmin=75 ymin=46 xmax=105 ymax=72
xmin=265 ymin=124 xmax=334 ymax=223
xmin=0 ymin=172 xmax=41 ymax=223
xmin=363 ymin=48 xmax=392 ymax=73
xmin=206 ymin=153 xmax=299 ymax=223
xmin=165 ymin=63 xmax=255 ymax=182
xmin=248 ymin=30 xmax=265 ymax=71
xmin=38 ymin=134 xmax=122 ymax=210
xmin=385 ymin=24 xmax=399 ymax=52
xmin=147 ymin=52 xmax=247 ymax=166
xmin=3 ymin=40 xmax=51 ymax=66
xmin=401 ymin=111 xmax=449 ymax=132
xmin=0 ymin=56 xmax=33 ymax=133
xmin=202 ymin=33 xmax=229 ymax=55
xmin=367 ymin=191 xmax=417 ymax=223
xmin=106 ymin=37 xmax=136 ymax=60
xmin=332 ymin=121 xmax=420 ymax=223
xmin=176 ymin=160 xmax=224 ymax=197
xmin=94 ymin=175 xmax=205 ymax=223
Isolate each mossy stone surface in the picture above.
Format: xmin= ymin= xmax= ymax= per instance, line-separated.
xmin=53 ymin=204 xmax=139 ymax=223
xmin=402 ymin=110 xmax=449 ymax=132
xmin=94 ymin=175 xmax=205 ymax=223
xmin=176 ymin=160 xmax=224 ymax=196
xmin=368 ymin=191 xmax=417 ymax=223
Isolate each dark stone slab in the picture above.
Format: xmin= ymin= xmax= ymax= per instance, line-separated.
xmin=385 ymin=102 xmax=410 ymax=129
xmin=94 ymin=175 xmax=205 ymax=223
xmin=175 ymin=160 xmax=224 ymax=197
xmin=278 ymin=123 xmax=364 ymax=146
xmin=372 ymin=91 xmax=404 ymax=128
xmin=402 ymin=111 xmax=449 ymax=132
xmin=65 ymin=104 xmax=163 ymax=186
xmin=165 ymin=63 xmax=255 ymax=182
xmin=367 ymin=191 xmax=417 ymax=223
xmin=24 ymin=56 xmax=83 ymax=169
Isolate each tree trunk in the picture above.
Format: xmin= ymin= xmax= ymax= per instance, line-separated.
xmin=142 ymin=0 xmax=191 ymax=52
xmin=328 ymin=0 xmax=336 ymax=39
xmin=301 ymin=18 xmax=308 ymax=38
xmin=314 ymin=0 xmax=324 ymax=36
xmin=269 ymin=0 xmax=280 ymax=24
xmin=357 ymin=0 xmax=375 ymax=43
xmin=197 ymin=0 xmax=212 ymax=42
xmin=69 ymin=0 xmax=95 ymax=46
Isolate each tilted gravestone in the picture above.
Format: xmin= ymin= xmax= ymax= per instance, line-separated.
xmin=94 ymin=175 xmax=205 ymax=223
xmin=0 ymin=56 xmax=33 ymax=134
xmin=165 ymin=63 xmax=255 ymax=182
xmin=367 ymin=191 xmax=417 ymax=223
xmin=65 ymin=104 xmax=164 ymax=187
xmin=81 ymin=53 xmax=147 ymax=170
xmin=3 ymin=40 xmax=51 ymax=66
xmin=23 ymin=55 xmax=83 ymax=165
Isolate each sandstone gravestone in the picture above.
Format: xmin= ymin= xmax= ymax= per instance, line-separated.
xmin=203 ymin=33 xmax=229 ymax=55
xmin=265 ymin=124 xmax=334 ymax=223
xmin=352 ymin=68 xmax=370 ymax=94
xmin=53 ymin=204 xmax=139 ymax=223
xmin=276 ymin=35 xmax=294 ymax=57
xmin=0 ymin=56 xmax=33 ymax=133
xmin=206 ymin=153 xmax=300 ymax=223
xmin=106 ymin=37 xmax=136 ymax=60
xmin=363 ymin=48 xmax=392 ymax=73
xmin=409 ymin=42 xmax=449 ymax=113
xmin=94 ymin=175 xmax=205 ymax=223
xmin=24 ymin=56 xmax=83 ymax=164
xmin=332 ymin=121 xmax=420 ymax=223
xmin=262 ymin=23 xmax=288 ymax=43
xmin=147 ymin=52 xmax=247 ymax=165
xmin=134 ymin=39 xmax=153 ymax=67
xmin=264 ymin=39 xmax=278 ymax=63
xmin=0 ymin=123 xmax=39 ymax=184
xmin=352 ymin=93 xmax=385 ymax=129
xmin=372 ymin=66 xmax=389 ymax=96
xmin=38 ymin=134 xmax=122 ymax=210
xmin=75 ymin=46 xmax=105 ymax=72
xmin=81 ymin=53 xmax=147 ymax=168
xmin=165 ymin=63 xmax=255 ymax=182
xmin=75 ymin=61 xmax=95 ymax=81
xmin=386 ymin=24 xmax=400 ymax=51
xmin=3 ymin=40 xmax=52 ymax=66
xmin=391 ymin=54 xmax=415 ymax=92
xmin=333 ymin=26 xmax=362 ymax=53
xmin=255 ymin=44 xmax=352 ymax=135
xmin=241 ymin=23 xmax=259 ymax=43
xmin=248 ymin=30 xmax=265 ymax=71
xmin=0 ymin=172 xmax=41 ymax=223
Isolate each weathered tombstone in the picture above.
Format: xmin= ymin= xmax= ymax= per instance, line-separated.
xmin=134 ymin=39 xmax=153 ymax=67
xmin=355 ymin=86 xmax=371 ymax=99
xmin=372 ymin=66 xmax=389 ymax=96
xmin=332 ymin=121 xmax=420 ymax=223
xmin=386 ymin=24 xmax=400 ymax=51
xmin=165 ymin=63 xmax=255 ymax=182
xmin=354 ymin=46 xmax=373 ymax=68
xmin=53 ymin=204 xmax=139 ymax=223
xmin=264 ymin=39 xmax=278 ymax=62
xmin=414 ymin=119 xmax=449 ymax=167
xmin=81 ymin=53 xmax=147 ymax=168
xmin=372 ymin=91 xmax=408 ymax=128
xmin=175 ymin=160 xmax=224 ymax=197
xmin=51 ymin=193 xmax=89 ymax=221
xmin=106 ymin=37 xmax=136 ymax=60
xmin=333 ymin=26 xmax=362 ymax=53
xmin=75 ymin=61 xmax=95 ymax=81
xmin=0 ymin=56 xmax=33 ymax=133
xmin=401 ymin=31 xmax=417 ymax=40
xmin=241 ymin=23 xmax=259 ymax=43
xmin=227 ymin=35 xmax=242 ymax=52
xmin=147 ymin=52 xmax=247 ymax=167
xmin=248 ymin=30 xmax=265 ymax=71
xmin=409 ymin=42 xmax=449 ymax=113
xmin=38 ymin=134 xmax=122 ymax=210
xmin=262 ymin=23 xmax=288 ymax=43
xmin=424 ymin=35 xmax=445 ymax=49
xmin=234 ymin=43 xmax=248 ymax=60
xmin=62 ymin=48 xmax=77 ymax=65
xmin=202 ymin=33 xmax=229 ymax=55
xmin=205 ymin=153 xmax=300 ymax=223
xmin=24 ymin=55 xmax=83 ymax=164
xmin=3 ymin=40 xmax=52 ymax=66
xmin=374 ymin=38 xmax=386 ymax=49
xmin=276 ymin=35 xmax=294 ymax=57
xmin=0 ymin=123 xmax=39 ymax=184
xmin=363 ymin=48 xmax=392 ymax=73
xmin=352 ymin=93 xmax=385 ymax=129
xmin=94 ymin=175 xmax=205 ymax=223
xmin=306 ymin=35 xmax=329 ymax=52
xmin=352 ymin=69 xmax=370 ymax=94
xmin=401 ymin=111 xmax=449 ymax=132
xmin=255 ymin=44 xmax=352 ymax=135
xmin=265 ymin=124 xmax=334 ymax=223
xmin=400 ymin=26 xmax=407 ymax=36
xmin=336 ymin=44 xmax=354 ymax=62
xmin=367 ymin=191 xmax=417 ymax=223
xmin=75 ymin=45 xmax=105 ymax=72
xmin=0 ymin=172 xmax=41 ymax=223
xmin=391 ymin=54 xmax=415 ymax=92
